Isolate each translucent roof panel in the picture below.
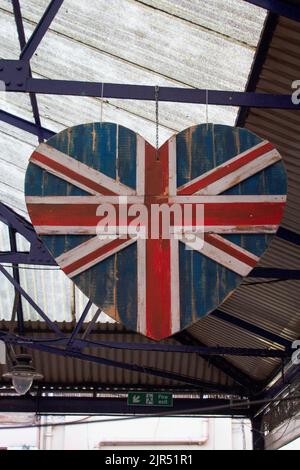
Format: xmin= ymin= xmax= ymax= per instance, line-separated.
xmin=0 ymin=0 xmax=267 ymax=323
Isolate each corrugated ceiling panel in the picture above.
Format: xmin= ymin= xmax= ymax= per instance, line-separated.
xmin=0 ymin=0 xmax=266 ymax=322
xmin=3 ymin=1 xmax=298 ymax=388
xmin=187 ymin=16 xmax=300 ymax=381
xmin=137 ymin=0 xmax=266 ymax=46
xmin=0 ymin=0 xmax=265 ymax=214
xmin=0 ymin=0 xmax=261 ymax=150
xmin=0 ymin=323 xmax=235 ymax=388
xmin=0 ymin=0 xmax=263 ymax=84
xmin=0 ymin=223 xmax=116 ymax=323
xmin=245 ymin=16 xmax=300 ymax=236
xmin=0 ymin=0 xmax=265 ymax=218
xmin=189 ymin=316 xmax=281 ymax=381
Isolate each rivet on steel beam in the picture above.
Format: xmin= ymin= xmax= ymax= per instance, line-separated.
xmin=17 ymin=83 xmax=24 ymax=87
xmin=16 ymin=66 xmax=23 ymax=71
xmin=5 ymin=82 xmax=11 ymax=87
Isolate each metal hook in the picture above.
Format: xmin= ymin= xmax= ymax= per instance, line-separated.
xmin=155 ymin=85 xmax=160 ymax=161
xmin=206 ymin=89 xmax=209 ymax=130
xmin=100 ymin=82 xmax=104 ymax=125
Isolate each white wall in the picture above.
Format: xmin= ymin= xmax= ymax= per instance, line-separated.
xmin=0 ymin=414 xmax=253 ymax=450
xmin=39 ymin=416 xmax=252 ymax=450
xmin=0 ymin=429 xmax=37 ymax=450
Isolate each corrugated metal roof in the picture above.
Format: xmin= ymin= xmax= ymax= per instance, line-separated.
xmin=2 ymin=2 xmax=299 ymax=389
xmin=0 ymin=0 xmax=265 ymax=163
xmin=189 ymin=317 xmax=281 ymax=381
xmin=189 ymin=15 xmax=300 ymax=381
xmin=0 ymin=0 xmax=266 ymax=321
xmin=0 ymin=322 xmax=235 ymax=389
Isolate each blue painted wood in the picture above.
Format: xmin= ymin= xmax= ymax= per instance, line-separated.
xmin=25 ymin=123 xmax=287 ymax=337
xmin=177 ymin=124 xmax=286 ymax=330
xmin=25 ymin=123 xmax=138 ymax=328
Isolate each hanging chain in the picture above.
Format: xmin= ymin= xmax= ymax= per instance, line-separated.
xmin=155 ymin=85 xmax=160 ymax=160
xmin=206 ymin=89 xmax=209 ymax=130
xmin=100 ymin=83 xmax=104 ymax=125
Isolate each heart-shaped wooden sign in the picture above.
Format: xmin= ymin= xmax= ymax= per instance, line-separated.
xmin=25 ymin=123 xmax=287 ymax=340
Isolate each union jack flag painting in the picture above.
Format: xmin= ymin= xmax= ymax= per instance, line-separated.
xmin=25 ymin=123 xmax=287 ymax=340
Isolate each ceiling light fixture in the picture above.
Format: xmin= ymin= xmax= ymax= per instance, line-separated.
xmin=3 ymin=354 xmax=43 ymax=396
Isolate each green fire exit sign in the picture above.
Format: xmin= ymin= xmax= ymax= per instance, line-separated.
xmin=127 ymin=392 xmax=173 ymax=407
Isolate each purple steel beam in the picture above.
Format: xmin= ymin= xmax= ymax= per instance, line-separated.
xmin=0 ymin=396 xmax=249 ymax=416
xmin=64 ymin=342 xmax=289 ymax=358
xmin=0 ymin=264 xmax=62 ymax=337
xmin=277 ymin=227 xmax=300 ymax=246
xmin=19 ymin=78 xmax=300 ymax=109
xmin=0 ymin=202 xmax=40 ymax=244
xmin=0 ymin=59 xmax=298 ymax=109
xmin=0 ymin=256 xmax=286 ymax=361
xmin=0 ymin=202 xmax=55 ymax=265
xmin=245 ymin=0 xmax=300 ymax=22
xmin=0 ymin=110 xmax=54 ymax=141
xmin=20 ymin=0 xmax=65 ymax=62
xmin=81 ymin=309 xmax=101 ymax=340
xmin=67 ymin=300 xmax=93 ymax=348
xmin=0 ymin=252 xmax=29 ymax=263
xmin=22 ymin=382 xmax=210 ymax=392
xmin=0 ymin=330 xmax=244 ymax=395
xmin=211 ymin=310 xmax=291 ymax=348
xmin=8 ymin=227 xmax=25 ymax=336
xmin=12 ymin=0 xmax=43 ymax=143
xmin=0 ymin=252 xmax=56 ymax=265
xmin=251 ymin=268 xmax=300 ymax=279
xmin=11 ymin=0 xmax=27 ymax=49
xmin=17 ymin=335 xmax=289 ymax=358
xmin=176 ymin=330 xmax=261 ymax=393
xmin=236 ymin=12 xmax=278 ymax=127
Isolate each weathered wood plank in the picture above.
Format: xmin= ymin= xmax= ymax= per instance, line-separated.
xmin=25 ymin=123 xmax=287 ymax=339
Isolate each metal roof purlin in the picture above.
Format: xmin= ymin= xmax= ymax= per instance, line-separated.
xmin=12 ymin=0 xmax=44 ymax=143
xmin=0 ymin=202 xmax=56 ymax=265
xmin=211 ymin=310 xmax=291 ymax=349
xmin=0 ymin=330 xmax=244 ymax=395
xmin=0 ymin=396 xmax=250 ymax=416
xmin=0 ymin=110 xmax=54 ymax=141
xmin=0 ymin=0 xmax=298 ymax=417
xmin=8 ymin=226 xmax=25 ymax=335
xmin=0 ymin=264 xmax=62 ymax=337
xmin=244 ymin=0 xmax=300 ymax=22
xmin=175 ymin=330 xmax=261 ymax=393
xmin=67 ymin=300 xmax=93 ymax=349
xmin=19 ymin=0 xmax=65 ymax=62
xmin=236 ymin=12 xmax=279 ymax=127
xmin=0 ymin=69 xmax=299 ymax=108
